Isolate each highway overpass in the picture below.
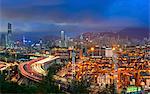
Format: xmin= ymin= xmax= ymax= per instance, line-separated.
xmin=18 ymin=56 xmax=60 ymax=82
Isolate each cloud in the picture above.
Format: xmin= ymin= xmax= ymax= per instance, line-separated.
xmin=1 ymin=0 xmax=65 ymax=8
xmin=0 ymin=0 xmax=149 ymax=34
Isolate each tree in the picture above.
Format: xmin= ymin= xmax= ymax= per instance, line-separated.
xmin=69 ymin=80 xmax=89 ymax=94
xmin=36 ymin=63 xmax=64 ymax=93
xmin=98 ymin=84 xmax=116 ymax=94
xmin=0 ymin=73 xmax=39 ymax=94
xmin=0 ymin=63 xmax=63 ymax=94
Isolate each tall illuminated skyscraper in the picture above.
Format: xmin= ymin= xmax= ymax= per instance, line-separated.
xmin=80 ymin=34 xmax=84 ymax=57
xmin=60 ymin=31 xmax=65 ymax=47
xmin=65 ymin=35 xmax=68 ymax=47
xmin=6 ymin=23 xmax=13 ymax=48
xmin=61 ymin=31 xmax=65 ymax=41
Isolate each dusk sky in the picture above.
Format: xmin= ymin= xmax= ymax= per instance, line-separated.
xmin=0 ymin=0 xmax=149 ymax=36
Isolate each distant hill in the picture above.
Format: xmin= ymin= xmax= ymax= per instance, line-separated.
xmin=118 ymin=27 xmax=149 ymax=40
xmin=80 ymin=27 xmax=149 ymax=40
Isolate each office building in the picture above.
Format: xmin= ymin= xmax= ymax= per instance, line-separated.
xmin=105 ymin=48 xmax=113 ymax=57
xmin=60 ymin=31 xmax=66 ymax=47
xmin=6 ymin=23 xmax=13 ymax=48
xmin=0 ymin=33 xmax=6 ymax=47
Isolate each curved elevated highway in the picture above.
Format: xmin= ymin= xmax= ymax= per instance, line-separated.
xmin=18 ymin=56 xmax=59 ymax=82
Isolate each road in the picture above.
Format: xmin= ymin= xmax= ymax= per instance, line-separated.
xmin=18 ymin=56 xmax=59 ymax=82
xmin=0 ymin=62 xmax=18 ymax=71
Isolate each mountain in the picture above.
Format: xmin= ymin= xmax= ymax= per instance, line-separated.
xmin=118 ymin=27 xmax=149 ymax=40
xmin=80 ymin=27 xmax=149 ymax=40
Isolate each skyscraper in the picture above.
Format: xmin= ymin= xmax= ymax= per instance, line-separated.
xmin=23 ymin=36 xmax=26 ymax=45
xmin=39 ymin=39 xmax=43 ymax=49
xmin=8 ymin=23 xmax=12 ymax=34
xmin=80 ymin=34 xmax=84 ymax=57
xmin=80 ymin=34 xmax=83 ymax=40
xmin=60 ymin=31 xmax=65 ymax=47
xmin=61 ymin=31 xmax=65 ymax=41
xmin=6 ymin=23 xmax=13 ymax=48
xmin=72 ymin=49 xmax=76 ymax=79
xmin=65 ymin=35 xmax=68 ymax=47
xmin=0 ymin=33 xmax=6 ymax=47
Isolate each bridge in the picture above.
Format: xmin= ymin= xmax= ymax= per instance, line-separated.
xmin=18 ymin=56 xmax=60 ymax=82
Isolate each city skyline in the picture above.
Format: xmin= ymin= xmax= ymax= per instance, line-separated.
xmin=0 ymin=1 xmax=150 ymax=93
xmin=0 ymin=0 xmax=149 ymax=37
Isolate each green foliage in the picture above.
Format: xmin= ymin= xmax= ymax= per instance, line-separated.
xmin=98 ymin=84 xmax=116 ymax=94
xmin=0 ymin=63 xmax=64 ymax=94
xmin=37 ymin=63 xmax=63 ymax=93
xmin=70 ymin=80 xmax=89 ymax=94
xmin=0 ymin=75 xmax=38 ymax=94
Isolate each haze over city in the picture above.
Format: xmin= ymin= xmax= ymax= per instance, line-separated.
xmin=0 ymin=0 xmax=150 ymax=94
xmin=1 ymin=0 xmax=149 ymax=37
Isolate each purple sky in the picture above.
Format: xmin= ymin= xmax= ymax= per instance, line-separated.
xmin=0 ymin=0 xmax=149 ymax=36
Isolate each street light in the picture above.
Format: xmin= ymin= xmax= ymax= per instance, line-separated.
xmin=112 ymin=47 xmax=116 ymax=51
xmin=91 ymin=47 xmax=94 ymax=51
xmin=90 ymin=47 xmax=95 ymax=57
